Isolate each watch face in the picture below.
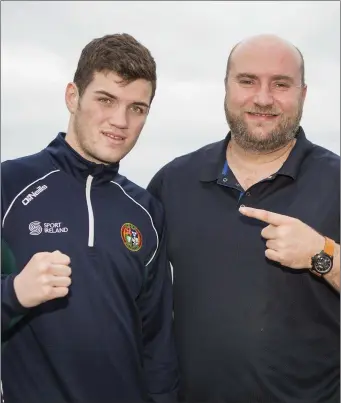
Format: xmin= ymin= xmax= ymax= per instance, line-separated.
xmin=313 ymin=254 xmax=333 ymax=274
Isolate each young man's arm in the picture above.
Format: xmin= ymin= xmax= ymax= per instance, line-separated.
xmin=1 ymin=239 xmax=29 ymax=333
xmin=1 ymin=165 xmax=31 ymax=334
xmin=2 ymin=240 xmax=72 ymax=335
xmin=137 ymin=219 xmax=179 ymax=403
xmin=1 ymin=164 xmax=72 ymax=336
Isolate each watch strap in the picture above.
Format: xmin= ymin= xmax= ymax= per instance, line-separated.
xmin=311 ymin=269 xmax=322 ymax=277
xmin=310 ymin=236 xmax=335 ymax=277
xmin=324 ymin=237 xmax=335 ymax=257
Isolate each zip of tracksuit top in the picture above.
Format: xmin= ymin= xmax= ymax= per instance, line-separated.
xmin=1 ymin=132 xmax=179 ymax=403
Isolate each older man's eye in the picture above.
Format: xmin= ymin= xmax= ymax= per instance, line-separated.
xmin=239 ymin=79 xmax=254 ymax=86
xmin=273 ymin=82 xmax=290 ymax=90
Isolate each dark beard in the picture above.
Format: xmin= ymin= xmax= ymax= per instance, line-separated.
xmin=224 ymin=100 xmax=303 ymax=153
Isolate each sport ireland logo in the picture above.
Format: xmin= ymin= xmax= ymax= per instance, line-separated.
xmin=29 ymin=221 xmax=43 ymax=235
xmin=29 ymin=221 xmax=68 ymax=235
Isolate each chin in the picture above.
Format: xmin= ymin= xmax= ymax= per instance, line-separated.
xmin=93 ymin=141 xmax=135 ymax=164
xmin=248 ymin=128 xmax=271 ymax=139
xmin=90 ymin=150 xmax=121 ymax=165
xmin=103 ymin=154 xmax=122 ymax=164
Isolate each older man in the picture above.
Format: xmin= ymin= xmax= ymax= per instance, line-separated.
xmin=148 ymin=34 xmax=340 ymax=402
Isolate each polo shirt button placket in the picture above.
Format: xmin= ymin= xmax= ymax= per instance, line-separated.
xmin=239 ymin=191 xmax=252 ymax=209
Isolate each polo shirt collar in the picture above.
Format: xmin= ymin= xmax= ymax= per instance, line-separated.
xmin=199 ymin=126 xmax=314 ymax=182
xmin=277 ymin=127 xmax=314 ymax=179
xmin=199 ymin=135 xmax=229 ymax=182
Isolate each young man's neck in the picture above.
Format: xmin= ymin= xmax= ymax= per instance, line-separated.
xmin=64 ymin=125 xmax=95 ymax=163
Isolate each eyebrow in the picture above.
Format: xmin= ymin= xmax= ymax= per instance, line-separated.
xmin=94 ymin=90 xmax=150 ymax=108
xmin=272 ymin=75 xmax=295 ymax=83
xmin=235 ymin=73 xmax=258 ymax=80
xmin=235 ymin=73 xmax=294 ymax=83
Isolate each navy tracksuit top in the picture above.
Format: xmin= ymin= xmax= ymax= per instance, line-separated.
xmin=1 ymin=133 xmax=179 ymax=403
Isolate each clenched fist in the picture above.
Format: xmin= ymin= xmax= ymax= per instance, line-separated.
xmin=13 ymin=250 xmax=72 ymax=308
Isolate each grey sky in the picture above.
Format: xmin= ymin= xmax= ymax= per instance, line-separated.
xmin=2 ymin=1 xmax=340 ymax=187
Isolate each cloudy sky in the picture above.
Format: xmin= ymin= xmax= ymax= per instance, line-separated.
xmin=2 ymin=1 xmax=340 ymax=187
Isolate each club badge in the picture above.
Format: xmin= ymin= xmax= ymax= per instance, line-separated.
xmin=121 ymin=223 xmax=143 ymax=252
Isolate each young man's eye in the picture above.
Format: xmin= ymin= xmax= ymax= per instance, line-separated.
xmin=130 ymin=105 xmax=144 ymax=114
xmin=99 ymin=98 xmax=112 ymax=105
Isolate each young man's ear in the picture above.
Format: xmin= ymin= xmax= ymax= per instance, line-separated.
xmin=65 ymin=82 xmax=79 ymax=114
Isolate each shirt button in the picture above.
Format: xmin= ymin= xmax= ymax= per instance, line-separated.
xmin=246 ymin=192 xmax=251 ymax=196
xmin=222 ymin=177 xmax=228 ymax=183
xmin=236 ymin=183 xmax=240 ymax=187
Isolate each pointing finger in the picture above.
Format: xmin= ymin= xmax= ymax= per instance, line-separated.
xmin=239 ymin=206 xmax=291 ymax=226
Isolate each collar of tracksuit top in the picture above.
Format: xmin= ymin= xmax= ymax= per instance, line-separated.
xmin=46 ymin=132 xmax=120 ymax=184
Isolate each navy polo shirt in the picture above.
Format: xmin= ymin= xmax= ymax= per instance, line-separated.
xmin=147 ymin=127 xmax=340 ymax=403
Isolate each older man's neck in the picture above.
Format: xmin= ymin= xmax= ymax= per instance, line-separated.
xmin=225 ymin=138 xmax=296 ymax=191
xmin=227 ymin=137 xmax=296 ymax=167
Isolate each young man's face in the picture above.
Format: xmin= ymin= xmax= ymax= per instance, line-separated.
xmin=65 ymin=71 xmax=152 ymax=164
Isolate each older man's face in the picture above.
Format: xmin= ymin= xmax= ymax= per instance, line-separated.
xmin=224 ymin=39 xmax=307 ymax=152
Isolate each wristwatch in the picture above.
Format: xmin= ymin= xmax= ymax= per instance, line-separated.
xmin=310 ymin=236 xmax=335 ymax=277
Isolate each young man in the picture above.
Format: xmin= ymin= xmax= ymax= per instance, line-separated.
xmin=148 ymin=34 xmax=340 ymax=402
xmin=1 ymin=33 xmax=179 ymax=403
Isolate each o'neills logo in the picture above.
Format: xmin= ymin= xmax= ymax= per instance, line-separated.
xmin=22 ymin=185 xmax=48 ymax=205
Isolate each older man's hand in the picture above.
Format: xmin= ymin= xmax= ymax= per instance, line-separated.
xmin=239 ymin=206 xmax=325 ymax=269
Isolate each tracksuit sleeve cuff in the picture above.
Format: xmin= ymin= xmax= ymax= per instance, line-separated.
xmin=3 ymin=274 xmax=30 ymax=316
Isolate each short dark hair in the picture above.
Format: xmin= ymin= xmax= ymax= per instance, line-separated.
xmin=73 ymin=33 xmax=157 ymax=102
xmin=224 ymin=42 xmax=305 ymax=87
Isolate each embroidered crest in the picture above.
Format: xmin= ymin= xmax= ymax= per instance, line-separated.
xmin=121 ymin=223 xmax=143 ymax=252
